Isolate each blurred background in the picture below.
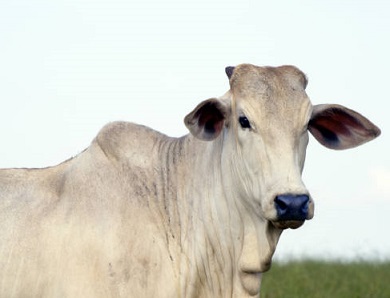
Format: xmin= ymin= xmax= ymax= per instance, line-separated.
xmin=0 ymin=0 xmax=389 ymax=262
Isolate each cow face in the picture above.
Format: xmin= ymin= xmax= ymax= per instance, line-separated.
xmin=185 ymin=64 xmax=380 ymax=230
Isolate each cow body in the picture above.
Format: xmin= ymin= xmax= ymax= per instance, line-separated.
xmin=0 ymin=64 xmax=380 ymax=297
xmin=1 ymin=123 xmax=272 ymax=297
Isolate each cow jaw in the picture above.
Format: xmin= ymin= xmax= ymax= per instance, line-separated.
xmin=271 ymin=219 xmax=305 ymax=230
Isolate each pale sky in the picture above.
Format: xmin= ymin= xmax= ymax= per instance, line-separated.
xmin=1 ymin=0 xmax=389 ymax=261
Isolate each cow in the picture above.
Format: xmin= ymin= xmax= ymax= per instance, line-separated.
xmin=0 ymin=64 xmax=380 ymax=297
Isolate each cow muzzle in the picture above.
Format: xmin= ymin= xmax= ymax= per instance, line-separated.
xmin=272 ymin=194 xmax=311 ymax=229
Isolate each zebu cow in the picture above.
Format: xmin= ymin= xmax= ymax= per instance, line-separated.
xmin=0 ymin=64 xmax=380 ymax=297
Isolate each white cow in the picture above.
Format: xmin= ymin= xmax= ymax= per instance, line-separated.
xmin=0 ymin=64 xmax=380 ymax=297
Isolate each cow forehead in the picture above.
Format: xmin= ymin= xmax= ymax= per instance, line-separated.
xmin=229 ymin=64 xmax=311 ymax=126
xmin=230 ymin=64 xmax=308 ymax=93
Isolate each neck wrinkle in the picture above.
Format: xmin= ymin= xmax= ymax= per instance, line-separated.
xmin=163 ymin=134 xmax=243 ymax=297
xmin=157 ymin=133 xmax=262 ymax=297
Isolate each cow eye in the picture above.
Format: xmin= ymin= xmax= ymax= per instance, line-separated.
xmin=238 ymin=116 xmax=251 ymax=129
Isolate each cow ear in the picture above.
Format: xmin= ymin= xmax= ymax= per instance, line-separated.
xmin=184 ymin=98 xmax=229 ymax=141
xmin=308 ymin=104 xmax=381 ymax=150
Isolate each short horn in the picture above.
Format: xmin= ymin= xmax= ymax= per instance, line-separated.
xmin=225 ymin=66 xmax=235 ymax=79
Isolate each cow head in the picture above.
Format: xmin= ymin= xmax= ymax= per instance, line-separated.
xmin=185 ymin=64 xmax=380 ymax=230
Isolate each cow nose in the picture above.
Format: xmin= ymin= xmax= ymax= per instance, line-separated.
xmin=274 ymin=194 xmax=310 ymax=221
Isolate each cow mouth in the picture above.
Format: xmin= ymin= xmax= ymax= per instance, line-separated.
xmin=271 ymin=220 xmax=305 ymax=230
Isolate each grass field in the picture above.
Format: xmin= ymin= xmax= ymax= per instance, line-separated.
xmin=261 ymin=260 xmax=390 ymax=298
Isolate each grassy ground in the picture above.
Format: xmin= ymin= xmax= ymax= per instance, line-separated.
xmin=261 ymin=260 xmax=390 ymax=298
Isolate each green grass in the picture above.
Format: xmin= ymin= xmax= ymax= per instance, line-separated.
xmin=261 ymin=260 xmax=390 ymax=298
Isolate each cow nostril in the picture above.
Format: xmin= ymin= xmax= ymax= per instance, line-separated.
xmin=301 ymin=200 xmax=309 ymax=214
xmin=274 ymin=197 xmax=288 ymax=211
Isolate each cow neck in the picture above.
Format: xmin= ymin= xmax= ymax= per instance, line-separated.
xmin=160 ymin=133 xmax=250 ymax=296
xmin=156 ymin=133 xmax=230 ymax=240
